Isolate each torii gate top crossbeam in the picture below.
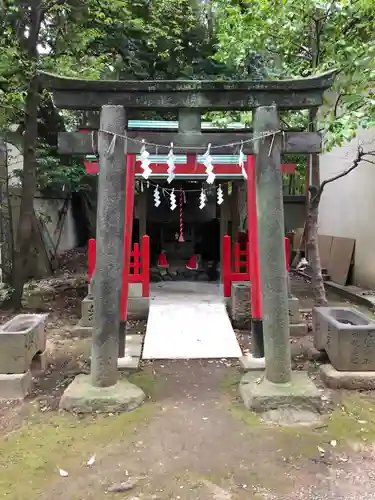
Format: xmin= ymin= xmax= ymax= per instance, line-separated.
xmin=39 ymin=70 xmax=336 ymax=111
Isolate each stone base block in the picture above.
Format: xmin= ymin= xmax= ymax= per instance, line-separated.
xmin=0 ymin=313 xmax=47 ymax=374
xmin=118 ymin=356 xmax=140 ymax=370
xmin=127 ymin=297 xmax=150 ymax=320
xmin=313 ymin=307 xmax=375 ymax=370
xmin=288 ymin=296 xmax=303 ymax=324
xmin=79 ymin=296 xmax=150 ymax=330
xmin=72 ymin=320 xmax=93 ymax=338
xmin=59 ymin=374 xmax=145 ymax=413
xmin=81 ymin=296 xmax=94 ymax=327
xmin=119 ymin=334 xmax=143 ymax=370
xmin=320 ymin=363 xmax=375 ymax=390
xmin=289 ymin=322 xmax=309 ymax=337
xmin=230 ymin=282 xmax=251 ymax=329
xmin=0 ymin=371 xmax=32 ymax=401
xmin=124 ymin=341 xmax=142 ymax=357
xmin=239 ymin=371 xmax=323 ymax=413
xmin=239 ymin=353 xmax=265 ymax=371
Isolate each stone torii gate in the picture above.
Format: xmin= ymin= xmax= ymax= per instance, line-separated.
xmin=40 ymin=70 xmax=335 ymax=413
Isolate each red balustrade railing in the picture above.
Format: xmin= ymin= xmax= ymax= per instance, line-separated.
xmin=87 ymin=235 xmax=150 ymax=315
xmin=223 ymin=235 xmax=291 ymax=298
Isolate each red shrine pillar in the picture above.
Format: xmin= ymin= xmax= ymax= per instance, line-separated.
xmin=119 ymin=153 xmax=136 ymax=357
xmin=246 ymin=155 xmax=264 ymax=358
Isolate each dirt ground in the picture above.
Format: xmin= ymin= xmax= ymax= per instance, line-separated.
xmin=1 ymin=273 xmax=375 ymax=499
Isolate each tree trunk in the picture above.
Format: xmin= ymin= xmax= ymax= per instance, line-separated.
xmin=306 ymin=193 xmax=327 ymax=305
xmin=306 ymin=106 xmax=327 ymax=306
xmin=10 ymin=1 xmax=41 ymax=308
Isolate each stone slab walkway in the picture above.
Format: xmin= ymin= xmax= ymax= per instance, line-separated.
xmin=142 ymin=282 xmax=242 ymax=359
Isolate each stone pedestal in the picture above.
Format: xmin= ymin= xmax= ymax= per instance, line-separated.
xmin=0 ymin=314 xmax=47 ymax=373
xmin=74 ymin=283 xmax=150 ymax=337
xmin=230 ymin=281 xmax=251 ymax=329
xmin=59 ymin=374 xmax=145 ymax=413
xmin=313 ymin=306 xmax=375 ymax=371
xmin=239 ymin=371 xmax=323 ymax=412
xmin=320 ymin=364 xmax=375 ymax=390
xmin=0 ymin=372 xmax=33 ymax=401
xmin=288 ymin=296 xmax=308 ymax=337
xmin=0 ymin=314 xmax=48 ymax=400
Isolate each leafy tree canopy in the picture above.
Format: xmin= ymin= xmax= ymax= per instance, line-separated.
xmin=214 ymin=0 xmax=375 ymax=149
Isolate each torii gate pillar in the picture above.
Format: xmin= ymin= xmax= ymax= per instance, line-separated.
xmin=59 ymin=105 xmax=145 ymax=413
xmin=239 ymin=106 xmax=322 ymax=412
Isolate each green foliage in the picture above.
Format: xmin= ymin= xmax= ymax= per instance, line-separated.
xmin=12 ymin=143 xmax=89 ymax=193
xmin=0 ymin=0 xmax=237 ymax=192
xmin=214 ymin=0 xmax=375 ymax=150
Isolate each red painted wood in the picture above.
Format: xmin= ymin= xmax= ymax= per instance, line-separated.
xmin=132 ymin=243 xmax=140 ymax=274
xmin=88 ymin=238 xmax=96 ymax=283
xmin=141 ymin=235 xmax=150 ymax=297
xmin=83 ymin=159 xmax=296 ymax=176
xmin=186 ymin=153 xmax=197 ymax=171
xmin=87 ymin=235 xmax=150 ymax=297
xmin=246 ymin=155 xmax=262 ymax=320
xmin=223 ymin=235 xmax=232 ymax=297
xmin=120 ymin=154 xmax=136 ymax=321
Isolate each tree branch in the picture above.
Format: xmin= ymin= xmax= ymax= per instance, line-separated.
xmin=334 ymin=93 xmax=343 ymax=119
xmin=310 ymin=147 xmax=375 ymax=206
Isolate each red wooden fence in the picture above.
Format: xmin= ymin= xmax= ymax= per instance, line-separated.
xmin=87 ymin=234 xmax=150 ymax=300
xmin=223 ymin=235 xmax=291 ymax=297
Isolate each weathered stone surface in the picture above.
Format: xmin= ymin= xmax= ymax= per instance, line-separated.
xmin=41 ymin=69 xmax=336 ymax=112
xmin=89 ymin=335 xmax=143 ymax=370
xmin=320 ymin=363 xmax=375 ymax=390
xmin=81 ymin=296 xmax=94 ymax=327
xmin=59 ymin=374 xmax=145 ymax=413
xmin=91 ymin=105 xmax=126 ymax=388
xmin=261 ymin=408 xmax=322 ymax=427
xmin=72 ymin=322 xmax=93 ymax=338
xmin=230 ymin=281 xmax=251 ymax=329
xmin=80 ymin=294 xmax=149 ymax=330
xmin=117 ymin=356 xmax=140 ymax=371
xmin=255 ymin=106 xmax=291 ymax=384
xmin=312 ymin=306 xmax=330 ymax=351
xmin=0 ymin=314 xmax=47 ymax=374
xmin=239 ymin=353 xmax=265 ymax=371
xmin=40 ymin=70 xmax=337 ymax=93
xmin=239 ymin=371 xmax=323 ymax=413
xmin=0 ymin=371 xmax=32 ymax=400
xmin=314 ymin=307 xmax=375 ymax=371
xmin=289 ymin=322 xmax=309 ymax=337
xmin=59 ymin=130 xmax=322 ymax=155
xmin=288 ymin=296 xmax=302 ymax=324
xmin=128 ymin=282 xmax=143 ymax=298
